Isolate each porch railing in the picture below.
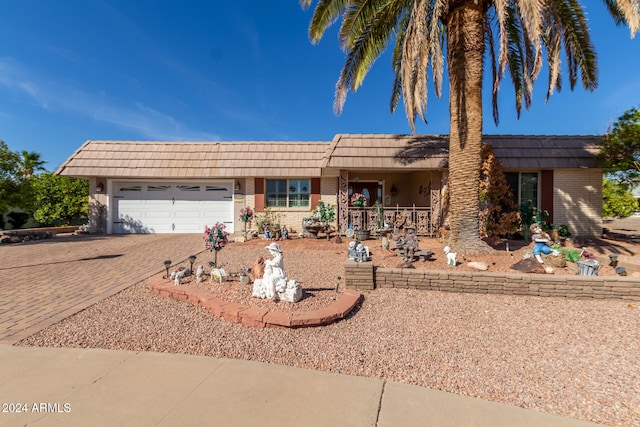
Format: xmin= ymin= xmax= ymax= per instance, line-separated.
xmin=346 ymin=205 xmax=437 ymax=237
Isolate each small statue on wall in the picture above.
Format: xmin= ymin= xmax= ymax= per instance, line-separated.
xmin=348 ymin=240 xmax=369 ymax=262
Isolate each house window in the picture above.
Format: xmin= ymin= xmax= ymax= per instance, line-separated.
xmin=118 ymin=185 xmax=142 ymax=192
xmin=505 ymin=172 xmax=539 ymax=207
xmin=266 ymin=179 xmax=310 ymax=208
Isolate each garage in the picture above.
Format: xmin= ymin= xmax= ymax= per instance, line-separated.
xmin=112 ymin=181 xmax=234 ymax=234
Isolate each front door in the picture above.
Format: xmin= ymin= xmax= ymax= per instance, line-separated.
xmin=349 ymin=182 xmax=381 ymax=206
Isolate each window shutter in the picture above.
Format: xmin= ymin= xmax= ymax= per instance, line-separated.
xmin=310 ymin=178 xmax=321 ymax=210
xmin=541 ymin=170 xmax=554 ymax=224
xmin=255 ymin=178 xmax=265 ymax=211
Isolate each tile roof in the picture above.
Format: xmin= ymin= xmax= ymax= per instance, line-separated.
xmin=56 ymin=134 xmax=601 ymax=179
xmin=56 ymin=140 xmax=330 ymax=178
xmin=322 ymin=134 xmax=601 ymax=170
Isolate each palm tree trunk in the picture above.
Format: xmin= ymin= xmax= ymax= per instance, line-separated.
xmin=445 ymin=1 xmax=493 ymax=254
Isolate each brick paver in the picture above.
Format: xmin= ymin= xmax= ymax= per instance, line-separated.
xmin=0 ymin=234 xmax=204 ymax=344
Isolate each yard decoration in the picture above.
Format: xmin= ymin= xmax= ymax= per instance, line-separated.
xmin=203 ymin=222 xmax=229 ymax=271
xmin=239 ymin=206 xmax=254 ymax=239
xmin=252 ymin=242 xmax=302 ymax=302
xmin=350 ymin=193 xmax=367 ymax=207
xmin=304 ymin=200 xmax=336 ymax=238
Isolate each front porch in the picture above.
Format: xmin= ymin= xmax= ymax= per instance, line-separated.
xmin=346 ymin=205 xmax=438 ymax=237
xmin=336 ymin=169 xmax=444 ymax=237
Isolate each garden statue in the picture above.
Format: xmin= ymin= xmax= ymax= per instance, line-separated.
xmin=252 ymin=242 xmax=303 ymax=302
xmin=402 ymin=225 xmax=419 ymax=262
xmin=195 ymin=265 xmax=205 ymax=282
xmin=530 ymin=223 xmax=560 ymax=263
xmin=252 ymin=256 xmax=265 ymax=280
xmin=170 ymin=267 xmax=187 ymax=286
xmin=443 ymin=246 xmax=457 ymax=267
xmin=348 ymin=240 xmax=369 ymax=262
xmin=263 ymin=224 xmax=272 ymax=240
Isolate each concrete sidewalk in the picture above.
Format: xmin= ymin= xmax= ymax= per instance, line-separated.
xmin=0 ymin=345 xmax=603 ymax=427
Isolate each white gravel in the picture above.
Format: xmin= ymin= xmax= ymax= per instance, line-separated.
xmin=18 ymin=239 xmax=640 ymax=426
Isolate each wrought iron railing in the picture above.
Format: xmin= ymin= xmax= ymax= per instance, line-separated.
xmin=346 ymin=205 xmax=437 ymax=236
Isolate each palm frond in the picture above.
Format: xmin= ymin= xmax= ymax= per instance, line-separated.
xmin=339 ymin=0 xmax=386 ymax=51
xmin=390 ymin=11 xmax=411 ymax=114
xmin=305 ymin=0 xmax=350 ymax=44
xmin=485 ymin=15 xmax=500 ymax=125
xmin=334 ymin=1 xmax=406 ymax=114
xmin=601 ymin=0 xmax=640 ymax=36
xmin=504 ymin=5 xmax=526 ymax=118
xmin=551 ymin=0 xmax=597 ymax=92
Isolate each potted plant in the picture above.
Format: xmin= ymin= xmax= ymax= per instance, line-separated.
xmin=350 ymin=193 xmax=367 ymax=208
xmin=308 ymin=200 xmax=336 ymax=239
xmin=239 ymin=206 xmax=254 ymax=239
xmin=203 ymin=222 xmax=229 ymax=278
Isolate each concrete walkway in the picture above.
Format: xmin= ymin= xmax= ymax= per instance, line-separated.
xmin=0 ymin=345 xmax=602 ymax=427
xmin=0 ymin=233 xmax=608 ymax=426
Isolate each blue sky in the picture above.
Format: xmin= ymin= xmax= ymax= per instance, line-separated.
xmin=1 ymin=1 xmax=639 ymax=171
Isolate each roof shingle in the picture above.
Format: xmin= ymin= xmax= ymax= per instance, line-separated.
xmin=56 ymin=134 xmax=601 ymax=179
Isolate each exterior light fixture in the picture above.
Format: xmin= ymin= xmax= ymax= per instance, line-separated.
xmin=164 ymin=260 xmax=172 ymax=278
xmin=96 ymin=182 xmax=104 ymax=193
xmin=390 ymin=184 xmax=398 ymax=197
xmin=235 ymin=180 xmax=241 ymax=192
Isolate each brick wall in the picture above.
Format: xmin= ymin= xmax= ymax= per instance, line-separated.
xmin=344 ymin=261 xmax=640 ymax=302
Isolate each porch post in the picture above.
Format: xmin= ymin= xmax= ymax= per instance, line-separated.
xmin=431 ymin=172 xmax=444 ymax=234
xmin=339 ymin=170 xmax=349 ymax=234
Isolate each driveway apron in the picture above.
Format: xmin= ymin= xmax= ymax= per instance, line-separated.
xmin=0 ymin=234 xmax=204 ymax=344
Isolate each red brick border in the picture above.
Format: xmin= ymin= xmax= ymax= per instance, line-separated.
xmin=146 ymin=273 xmax=362 ymax=328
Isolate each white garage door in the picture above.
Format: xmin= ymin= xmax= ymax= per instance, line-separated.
xmin=113 ymin=182 xmax=234 ymax=234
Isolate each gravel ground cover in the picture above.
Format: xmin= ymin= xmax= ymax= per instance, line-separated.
xmin=18 ymin=236 xmax=640 ymax=426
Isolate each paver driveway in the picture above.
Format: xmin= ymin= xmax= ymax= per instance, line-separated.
xmin=0 ymin=234 xmax=205 ymax=344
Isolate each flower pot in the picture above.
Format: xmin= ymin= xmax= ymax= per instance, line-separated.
xmin=577 ymin=259 xmax=600 ymax=276
xmin=354 ymin=229 xmax=370 ymax=241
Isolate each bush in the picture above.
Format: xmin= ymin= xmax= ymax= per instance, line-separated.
xmin=602 ymin=177 xmax=638 ymax=218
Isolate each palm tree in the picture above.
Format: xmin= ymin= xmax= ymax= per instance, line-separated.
xmin=18 ymin=150 xmax=47 ymax=179
xmin=300 ymin=0 xmax=639 ymax=253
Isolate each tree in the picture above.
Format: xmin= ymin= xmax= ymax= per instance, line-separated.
xmin=31 ymin=173 xmax=88 ymax=226
xmin=0 ymin=140 xmax=21 ymax=214
xmin=300 ymin=1 xmax=639 ymax=253
xmin=479 ymin=144 xmax=520 ymax=241
xmin=18 ymin=150 xmax=47 ymax=179
xmin=603 ymin=177 xmax=638 ymax=218
xmin=598 ymin=107 xmax=640 ymax=186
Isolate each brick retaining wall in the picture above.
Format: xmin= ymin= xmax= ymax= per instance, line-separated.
xmin=344 ymin=260 xmax=640 ymax=302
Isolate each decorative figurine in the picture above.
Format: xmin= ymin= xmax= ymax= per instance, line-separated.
xmin=195 ymin=265 xmax=205 ymax=282
xmin=402 ymin=225 xmax=419 ymax=262
xmin=170 ymin=267 xmax=187 ymax=286
xmin=443 ymin=246 xmax=457 ymax=267
xmin=263 ymin=224 xmax=272 ymax=240
xmin=252 ymin=243 xmax=302 ymax=302
xmin=348 ymin=240 xmax=369 ymax=262
xmin=530 ymin=223 xmax=560 ymax=263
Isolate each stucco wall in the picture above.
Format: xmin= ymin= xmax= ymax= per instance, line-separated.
xmin=553 ymin=169 xmax=602 ymax=237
